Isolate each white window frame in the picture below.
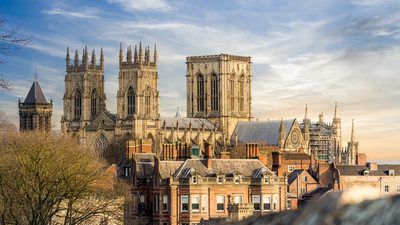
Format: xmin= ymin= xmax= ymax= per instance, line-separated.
xmin=216 ymin=195 xmax=225 ymax=212
xmin=181 ymin=195 xmax=189 ymax=212
xmin=273 ymin=195 xmax=278 ymax=211
xmin=288 ymin=165 xmax=295 ymax=173
xmin=300 ymin=187 xmax=306 ymax=194
xmin=232 ymin=195 xmax=242 ymax=204
xmin=252 ymin=195 xmax=261 ymax=211
xmin=162 ymin=194 xmax=168 ymax=212
xmin=191 ymin=195 xmax=200 ymax=212
xmin=262 ymin=195 xmax=271 ymax=211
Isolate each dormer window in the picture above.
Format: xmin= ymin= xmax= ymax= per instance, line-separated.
xmin=192 ymin=176 xmax=197 ymax=184
xmin=218 ymin=176 xmax=224 ymax=184
xmin=389 ymin=170 xmax=395 ymax=176
xmin=234 ymin=176 xmax=240 ymax=184
xmin=363 ymin=170 xmax=370 ymax=176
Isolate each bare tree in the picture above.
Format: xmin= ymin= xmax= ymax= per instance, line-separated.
xmin=0 ymin=111 xmax=17 ymax=132
xmin=0 ymin=132 xmax=127 ymax=225
xmin=0 ymin=17 xmax=31 ymax=91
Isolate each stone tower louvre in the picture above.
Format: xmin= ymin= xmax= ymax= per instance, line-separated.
xmin=19 ymin=74 xmax=53 ymax=132
xmin=116 ymin=43 xmax=160 ymax=142
xmin=186 ymin=54 xmax=252 ymax=141
xmin=61 ymin=47 xmax=106 ymax=134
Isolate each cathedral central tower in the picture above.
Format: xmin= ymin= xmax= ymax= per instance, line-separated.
xmin=186 ymin=54 xmax=252 ymax=141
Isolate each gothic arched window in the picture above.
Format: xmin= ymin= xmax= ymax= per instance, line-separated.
xmin=127 ymin=87 xmax=135 ymax=116
xmin=145 ymin=87 xmax=151 ymax=115
xmin=74 ymin=89 xmax=82 ymax=119
xmin=211 ymin=74 xmax=219 ymax=111
xmin=95 ymin=133 xmax=108 ymax=157
xmin=91 ymin=89 xmax=97 ymax=119
xmin=197 ymin=74 xmax=205 ymax=112
xmin=239 ymin=75 xmax=245 ymax=112
xmin=229 ymin=75 xmax=235 ymax=111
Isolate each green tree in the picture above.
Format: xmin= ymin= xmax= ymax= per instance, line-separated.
xmin=0 ymin=131 xmax=127 ymax=225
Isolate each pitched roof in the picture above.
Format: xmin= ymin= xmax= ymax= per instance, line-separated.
xmin=159 ymin=161 xmax=185 ymax=179
xmin=24 ymin=80 xmax=48 ymax=104
xmin=160 ymin=117 xmax=216 ymax=130
xmin=336 ymin=164 xmax=400 ymax=176
xmin=287 ymin=169 xmax=304 ymax=185
xmin=175 ymin=159 xmax=275 ymax=178
xmin=233 ymin=119 xmax=295 ymax=145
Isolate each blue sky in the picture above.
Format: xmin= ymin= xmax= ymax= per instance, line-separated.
xmin=0 ymin=0 xmax=400 ymax=161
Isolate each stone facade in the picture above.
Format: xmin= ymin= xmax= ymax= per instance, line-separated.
xmin=186 ymin=54 xmax=252 ymax=141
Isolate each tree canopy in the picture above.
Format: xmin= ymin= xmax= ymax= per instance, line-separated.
xmin=0 ymin=131 xmax=126 ymax=225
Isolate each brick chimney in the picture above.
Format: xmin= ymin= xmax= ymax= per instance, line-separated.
xmin=204 ymin=142 xmax=213 ymax=159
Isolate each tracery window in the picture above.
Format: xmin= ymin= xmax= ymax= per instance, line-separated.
xmin=91 ymin=89 xmax=97 ymax=119
xmin=239 ymin=75 xmax=244 ymax=111
xmin=127 ymin=87 xmax=135 ymax=115
xmin=211 ymin=74 xmax=219 ymax=111
xmin=74 ymin=89 xmax=82 ymax=119
xmin=229 ymin=75 xmax=235 ymax=111
xmin=197 ymin=74 xmax=205 ymax=112
xmin=95 ymin=133 xmax=108 ymax=156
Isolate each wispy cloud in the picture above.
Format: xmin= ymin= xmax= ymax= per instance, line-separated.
xmin=107 ymin=0 xmax=172 ymax=12
xmin=43 ymin=8 xmax=102 ymax=19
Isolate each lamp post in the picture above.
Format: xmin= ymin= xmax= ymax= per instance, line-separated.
xmin=379 ymin=177 xmax=382 ymax=197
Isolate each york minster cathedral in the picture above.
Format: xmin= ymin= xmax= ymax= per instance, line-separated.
xmin=56 ymin=42 xmax=360 ymax=165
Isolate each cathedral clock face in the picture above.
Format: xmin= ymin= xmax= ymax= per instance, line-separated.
xmin=291 ymin=129 xmax=301 ymax=148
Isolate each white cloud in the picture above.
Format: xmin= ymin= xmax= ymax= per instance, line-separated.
xmin=43 ymin=8 xmax=102 ymax=19
xmin=107 ymin=0 xmax=172 ymax=12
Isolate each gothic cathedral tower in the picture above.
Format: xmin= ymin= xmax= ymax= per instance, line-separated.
xmin=186 ymin=54 xmax=252 ymax=142
xmin=61 ymin=47 xmax=106 ymax=138
xmin=116 ymin=43 xmax=160 ymax=144
xmin=19 ymin=72 xmax=53 ymax=132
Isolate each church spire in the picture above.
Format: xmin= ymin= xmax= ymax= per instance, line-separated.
xmin=100 ymin=47 xmax=104 ymax=70
xmin=74 ymin=49 xmax=79 ymax=67
xmin=66 ymin=47 xmax=70 ymax=68
xmin=304 ymin=104 xmax=308 ymax=120
xmin=351 ymin=119 xmax=355 ymax=143
xmin=91 ymin=49 xmax=96 ymax=68
xmin=127 ymin=45 xmax=132 ymax=64
xmin=119 ymin=43 xmax=123 ymax=65
xmin=134 ymin=45 xmax=138 ymax=63
xmin=153 ymin=43 xmax=158 ymax=65
xmin=334 ymin=102 xmax=338 ymax=119
xmin=139 ymin=42 xmax=143 ymax=64
xmin=83 ymin=46 xmax=88 ymax=68
xmin=278 ymin=118 xmax=286 ymax=150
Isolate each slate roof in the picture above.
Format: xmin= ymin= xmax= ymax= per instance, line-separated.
xmin=337 ymin=164 xmax=400 ymax=176
xmin=160 ymin=117 xmax=216 ymax=130
xmin=159 ymin=161 xmax=185 ymax=179
xmin=287 ymin=169 xmax=304 ymax=185
xmin=134 ymin=154 xmax=155 ymax=178
xmin=24 ymin=80 xmax=48 ymax=104
xmin=175 ymin=159 xmax=275 ymax=178
xmin=302 ymin=187 xmax=332 ymax=200
xmin=233 ymin=119 xmax=295 ymax=145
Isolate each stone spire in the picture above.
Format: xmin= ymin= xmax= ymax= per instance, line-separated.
xmin=127 ymin=45 xmax=132 ymax=64
xmin=334 ymin=102 xmax=338 ymax=119
xmin=91 ymin=49 xmax=96 ymax=68
xmin=74 ymin=49 xmax=79 ymax=67
xmin=119 ymin=43 xmax=123 ymax=64
xmin=351 ymin=119 xmax=355 ymax=143
xmin=139 ymin=42 xmax=143 ymax=64
xmin=153 ymin=43 xmax=158 ymax=65
xmin=144 ymin=45 xmax=149 ymax=65
xmin=100 ymin=47 xmax=104 ymax=69
xmin=304 ymin=104 xmax=308 ymax=120
xmin=134 ymin=45 xmax=138 ymax=63
xmin=83 ymin=46 xmax=88 ymax=68
xmin=278 ymin=118 xmax=286 ymax=150
xmin=66 ymin=47 xmax=70 ymax=68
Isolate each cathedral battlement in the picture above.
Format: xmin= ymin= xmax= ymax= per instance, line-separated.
xmin=186 ymin=53 xmax=251 ymax=62
xmin=65 ymin=46 xmax=104 ymax=73
xmin=119 ymin=42 xmax=157 ymax=69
